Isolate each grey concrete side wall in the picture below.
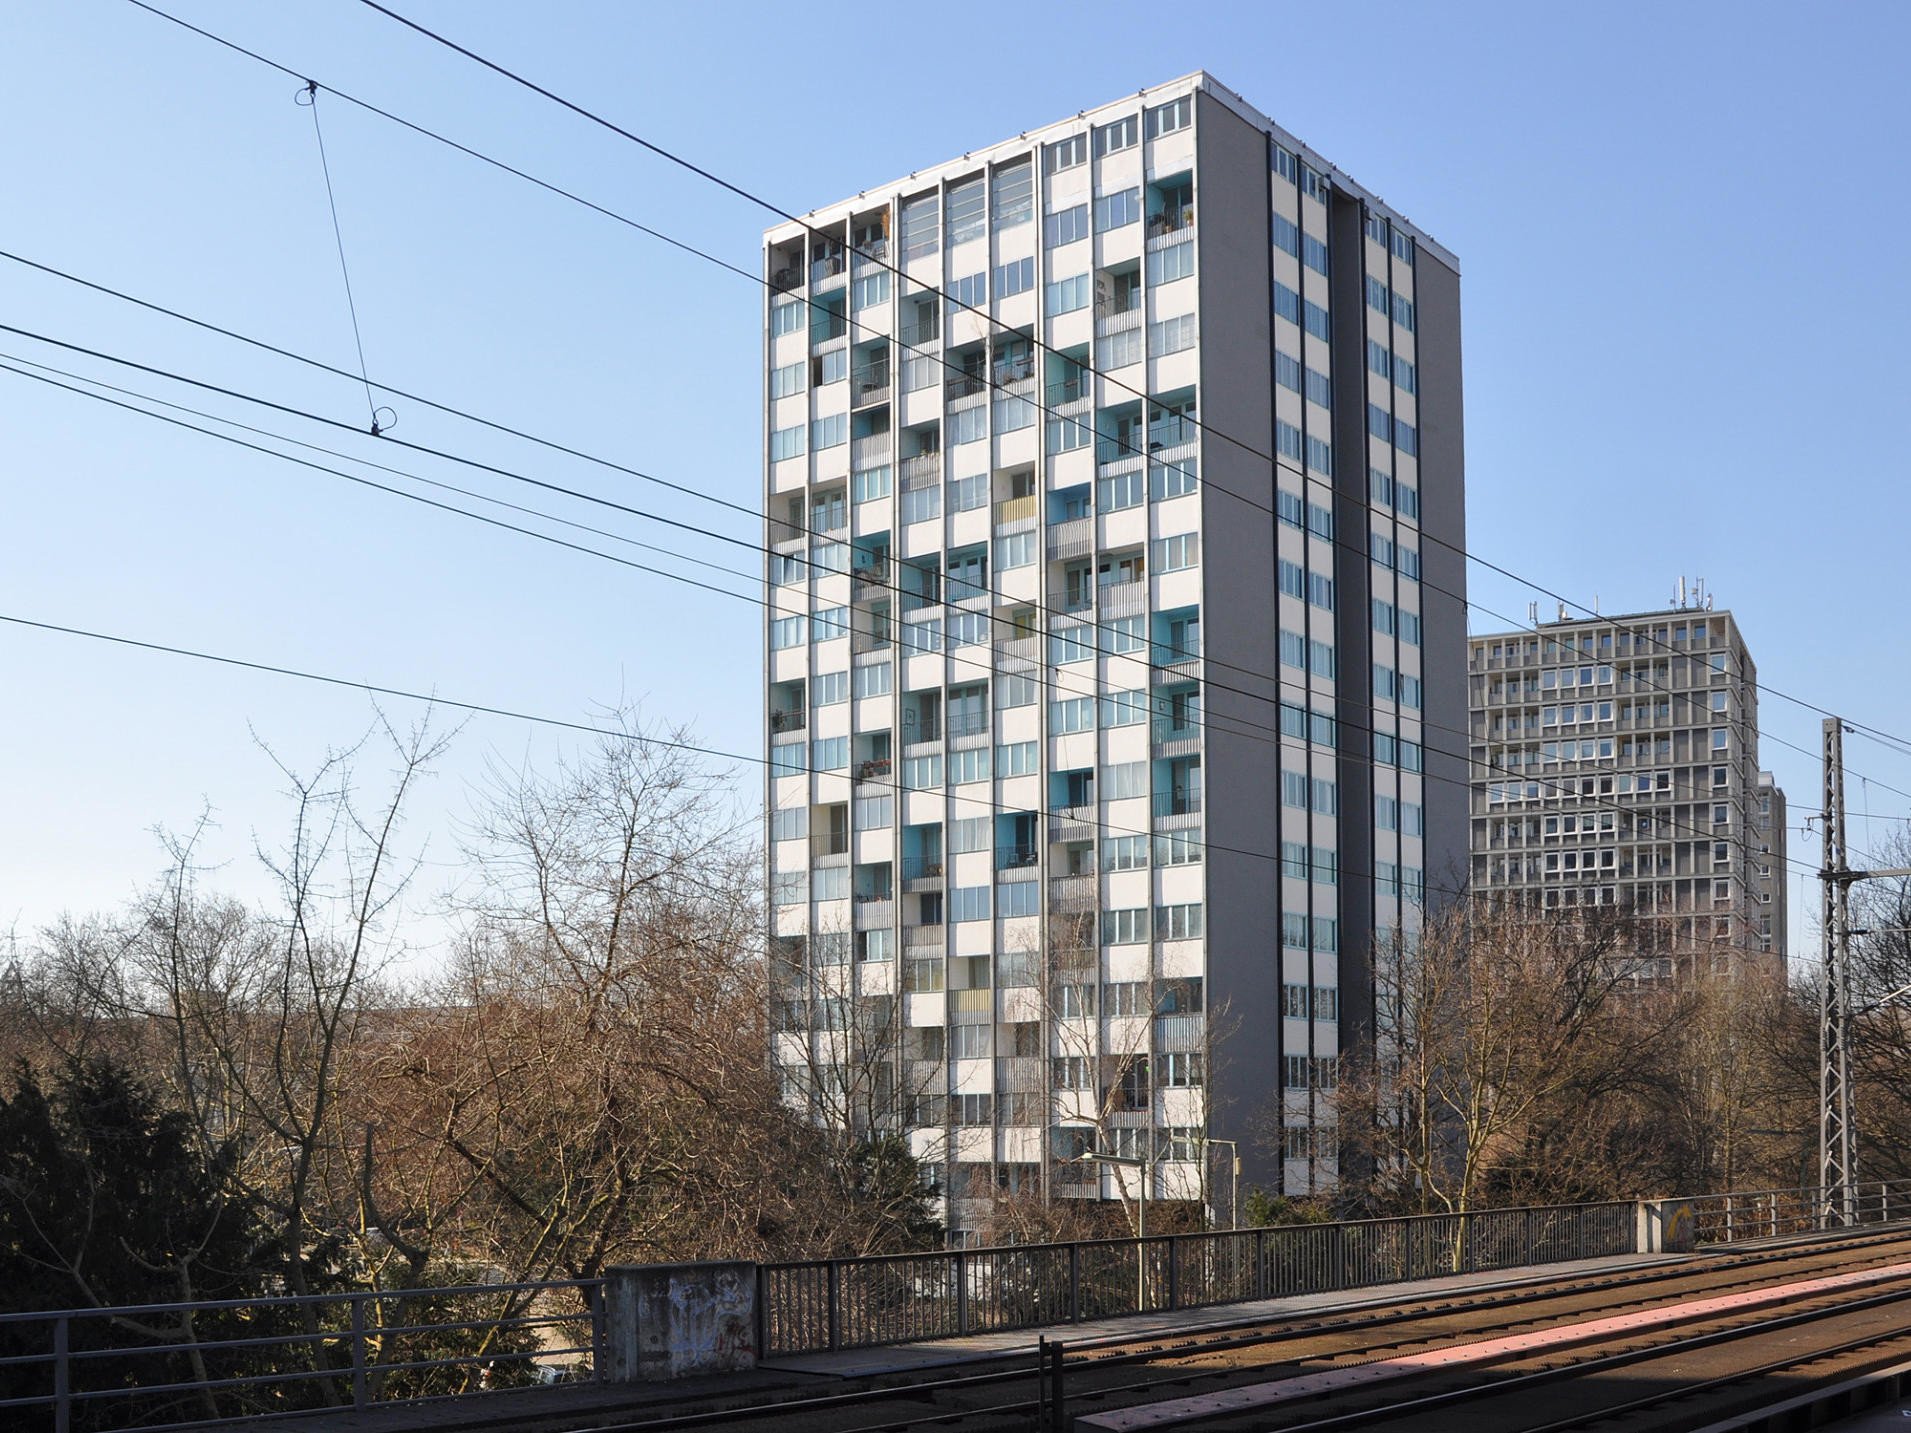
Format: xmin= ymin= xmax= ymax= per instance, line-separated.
xmin=1194 ymin=93 xmax=1280 ymax=1194
xmin=604 ymin=1261 xmax=757 ymax=1381
xmin=1414 ymin=252 xmax=1470 ymax=909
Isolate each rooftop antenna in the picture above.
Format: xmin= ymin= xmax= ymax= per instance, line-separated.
xmin=1557 ymin=602 xmax=1568 ymax=622
xmin=1527 ymin=601 xmax=1539 ymax=628
xmin=1676 ymin=575 xmax=1688 ymax=609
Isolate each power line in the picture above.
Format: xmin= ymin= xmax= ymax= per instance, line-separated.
xmin=335 ymin=0 xmax=1911 ymax=757
xmin=1 ymin=350 xmax=1844 ymax=888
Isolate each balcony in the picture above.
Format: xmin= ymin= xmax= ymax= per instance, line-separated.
xmin=996 ymin=845 xmax=1039 ymax=873
xmin=1049 ymin=807 xmax=1097 ymax=843
xmin=852 ymin=559 xmax=891 ymax=596
xmin=769 ymin=707 xmax=806 ymax=735
xmin=852 ymin=367 xmax=891 ymax=408
xmin=1099 ymin=579 xmax=1148 ymax=617
xmin=947 ymin=709 xmax=990 ymax=741
xmin=1050 ymin=587 xmax=1093 ymax=618
xmin=853 ymin=897 xmax=894 ymax=929
xmin=1047 ymin=517 xmax=1093 ymax=562
xmin=996 ymin=634 xmax=1041 ymax=669
xmin=811 ymin=253 xmax=846 ymax=285
xmin=850 ymin=434 xmax=892 ymax=466
xmin=904 ymin=925 xmax=944 ymax=951
xmin=853 ymin=756 xmax=893 ymax=785
xmin=769 ymin=265 xmax=803 ymax=293
xmin=1147 ymin=207 xmax=1195 ymax=244
xmin=1050 ymin=873 xmax=1096 ymax=912
xmin=1152 ymin=656 xmax=1201 ymax=685
xmin=946 ymin=372 xmax=988 ymax=401
xmin=994 ymin=494 xmax=1038 ymax=528
xmin=853 ymin=238 xmax=889 ymax=265
xmin=900 ymin=452 xmax=942 ymax=485
xmin=1095 ymin=305 xmax=1143 ymax=338
xmin=902 ymin=857 xmax=945 ymax=890
xmin=1153 ymin=788 xmax=1203 ymax=827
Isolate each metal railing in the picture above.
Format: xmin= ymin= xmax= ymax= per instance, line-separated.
xmin=1681 ymin=1179 xmax=1911 ymax=1244
xmin=757 ymin=1202 xmax=1633 ymax=1356
xmin=0 ymin=1279 xmax=600 ymax=1432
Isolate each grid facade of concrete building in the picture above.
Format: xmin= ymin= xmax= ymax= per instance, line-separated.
xmin=762 ymin=72 xmax=1468 ymax=1237
xmin=1468 ymin=608 xmax=1787 ymax=974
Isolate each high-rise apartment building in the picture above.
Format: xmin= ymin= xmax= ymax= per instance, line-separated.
xmin=763 ymin=72 xmax=1467 ymax=1238
xmin=1468 ymin=603 xmax=1787 ymax=975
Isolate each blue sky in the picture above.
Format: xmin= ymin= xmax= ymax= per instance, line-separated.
xmin=3 ymin=0 xmax=1908 ymax=967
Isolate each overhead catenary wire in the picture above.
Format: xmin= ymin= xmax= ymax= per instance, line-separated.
xmin=0 ymin=350 xmax=1852 ymax=889
xmin=5 ymin=287 xmax=1898 ymax=836
xmin=114 ymin=0 xmax=1911 ymax=759
xmin=336 ymin=0 xmax=1911 ymax=760
xmin=298 ymin=79 xmax=384 ymax=434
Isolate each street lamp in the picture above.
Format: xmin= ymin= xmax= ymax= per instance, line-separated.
xmin=1081 ymin=1150 xmax=1153 ymax=1308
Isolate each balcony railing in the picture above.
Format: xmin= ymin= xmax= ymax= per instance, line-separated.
xmin=996 ymin=845 xmax=1039 ymax=871
xmin=1099 ymin=579 xmax=1148 ymax=617
xmin=1153 ymin=788 xmax=1203 ymax=820
xmin=994 ymin=494 xmax=1038 ymax=527
xmin=946 ymin=373 xmax=988 ymax=400
xmin=770 ymin=265 xmax=803 ymax=292
xmin=854 ymin=898 xmax=895 ymax=929
xmin=850 ymin=434 xmax=892 ymax=466
xmin=853 ymin=238 xmax=889 ymax=264
xmin=900 ymin=452 xmax=942 ymax=484
xmin=899 ymin=319 xmax=940 ymax=347
xmin=1050 ymin=873 xmax=1096 ymax=912
xmin=1148 ymin=206 xmax=1195 ymax=241
xmin=852 ymin=559 xmax=891 ymax=592
xmin=1095 ymin=306 xmax=1143 ymax=336
xmin=996 ymin=634 xmax=1041 ymax=666
xmin=769 ymin=708 xmax=806 ymax=734
xmin=854 ymin=756 xmax=893 ymax=784
xmin=946 ymin=709 xmax=990 ymax=740
xmin=1153 ymin=657 xmax=1202 ymax=685
xmin=811 ymin=253 xmax=846 ymax=284
xmin=904 ymin=925 xmax=944 ymax=951
xmin=1048 ymin=517 xmax=1093 ymax=561
xmin=852 ymin=369 xmax=891 ymax=407
xmin=901 ymin=856 xmax=945 ymax=882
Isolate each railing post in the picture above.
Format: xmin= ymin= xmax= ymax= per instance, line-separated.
xmin=350 ymin=1294 xmax=368 ymax=1411
xmin=53 ymin=1316 xmax=70 ymax=1433
xmin=753 ymin=1268 xmax=768 ymax=1363
xmin=1068 ymin=1242 xmax=1081 ymax=1323
xmin=590 ymin=1282 xmax=607 ymax=1380
xmin=1254 ymin=1227 xmax=1266 ymax=1300
xmin=1167 ymin=1235 xmax=1179 ymax=1312
xmin=826 ymin=1262 xmax=842 ymax=1352
xmin=955 ymin=1251 xmax=970 ymax=1335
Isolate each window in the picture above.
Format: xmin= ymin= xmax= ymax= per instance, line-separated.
xmin=951 ymin=817 xmax=990 ymax=853
xmin=998 ymin=673 xmax=1038 ymax=707
xmin=1395 ymin=420 xmax=1418 ymax=456
xmin=996 ymin=256 xmax=1035 ymax=297
xmin=1154 ymin=533 xmax=1198 ymax=572
xmin=1305 ymin=367 xmax=1332 ymax=409
xmin=1313 ymin=778 xmax=1337 ymax=814
xmin=1276 ymin=421 xmax=1303 ymax=463
xmin=1150 ymin=313 xmax=1197 ymax=356
xmin=950 ymin=406 xmax=988 ymax=445
xmin=995 ymin=395 xmax=1035 ymax=432
xmin=770 ymin=424 xmax=805 ymax=461
xmin=853 ymin=662 xmax=891 ymax=698
xmin=996 ymin=740 xmax=1038 ymax=777
xmin=811 ymin=736 xmax=848 ymax=771
xmin=951 ymin=886 xmax=991 ymax=922
xmin=996 ymin=531 xmax=1035 ymax=569
xmin=1051 ymin=627 xmax=1095 ymax=664
xmin=1147 ymin=241 xmax=1194 ymax=285
xmin=1304 ymin=300 xmax=1331 ymax=342
xmin=770 ymin=807 xmax=807 ymax=842
xmin=948 ymin=271 xmax=987 ymax=309
xmin=1306 ymin=434 xmax=1333 ymax=476
xmin=1094 ymin=188 xmax=1141 ymax=231
xmin=1103 ymin=761 xmax=1147 ymax=799
xmin=770 ymin=298 xmax=803 ymax=336
xmin=1282 ymin=770 xmax=1309 ymax=809
xmin=1392 ymin=293 xmax=1416 ymax=331
xmin=1280 ymin=629 xmax=1306 ymax=670
xmin=1279 ymin=560 xmax=1305 ymax=600
xmin=902 ymin=754 xmax=942 ymax=790
xmin=900 ymin=484 xmax=940 ymax=524
xmin=1302 ymin=233 xmax=1330 ymax=276
xmin=1274 ymin=281 xmax=1301 ymax=325
xmin=1144 ymin=96 xmax=1191 ymax=138
xmin=772 ymin=871 xmax=807 ymax=905
xmin=1094 ymin=115 xmax=1138 ymax=156
xmin=999 ymin=882 xmax=1040 ymax=918
xmin=945 ymin=176 xmax=986 ymax=247
xmin=1102 ymin=908 xmax=1149 ymax=945
xmin=770 ymin=360 xmax=804 ymax=398
xmin=770 ymin=615 xmax=806 ymax=649
xmin=851 ymin=271 xmax=890 ymax=308
xmin=1051 ymin=695 xmax=1095 ymax=733
xmin=1044 ymin=134 xmax=1088 ymax=174
xmin=899 ymin=192 xmax=940 ymax=260
xmin=1103 ymin=615 xmax=1146 ymax=654
xmin=1394 ymin=356 xmax=1417 ymax=394
xmin=813 ymin=670 xmax=849 ymax=705
xmin=811 ymin=605 xmax=848 ymax=641
xmin=812 ymin=413 xmax=848 ymax=450
xmin=1102 ymin=689 xmax=1147 ymax=727
xmin=1046 ymin=273 xmax=1092 ymax=315
xmin=852 ymin=465 xmax=891 ymax=503
xmin=1101 ymin=467 xmax=1144 ymax=511
xmin=814 ymin=865 xmax=848 ymax=901
xmin=1104 ymin=834 xmax=1147 ymax=870
xmin=1272 ymin=213 xmax=1299 ymax=257
xmin=1271 ymin=143 xmax=1297 ymax=182
xmin=1044 ymin=204 xmax=1090 ymax=247
xmin=1152 ymin=458 xmax=1197 ymax=500
xmin=992 ymin=160 xmax=1033 ymax=230
xmin=1156 ymin=902 xmax=1203 ymax=940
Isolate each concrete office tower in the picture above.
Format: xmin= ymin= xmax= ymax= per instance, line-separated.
xmin=762 ymin=72 xmax=1467 ymax=1241
xmin=1468 ymin=604 xmax=1787 ymax=977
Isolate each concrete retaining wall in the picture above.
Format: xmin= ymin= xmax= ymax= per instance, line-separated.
xmin=603 ymin=1261 xmax=756 ymax=1381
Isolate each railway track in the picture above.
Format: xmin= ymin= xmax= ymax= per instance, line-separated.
xmin=527 ymin=1226 xmax=1911 ymax=1433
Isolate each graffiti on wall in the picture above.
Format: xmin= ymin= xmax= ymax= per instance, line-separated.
xmin=665 ymin=1266 xmax=754 ymax=1377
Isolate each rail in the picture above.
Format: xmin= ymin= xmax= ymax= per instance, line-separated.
xmin=0 ymin=1278 xmax=600 ymax=1432
xmin=756 ymin=1201 xmax=1634 ymax=1356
